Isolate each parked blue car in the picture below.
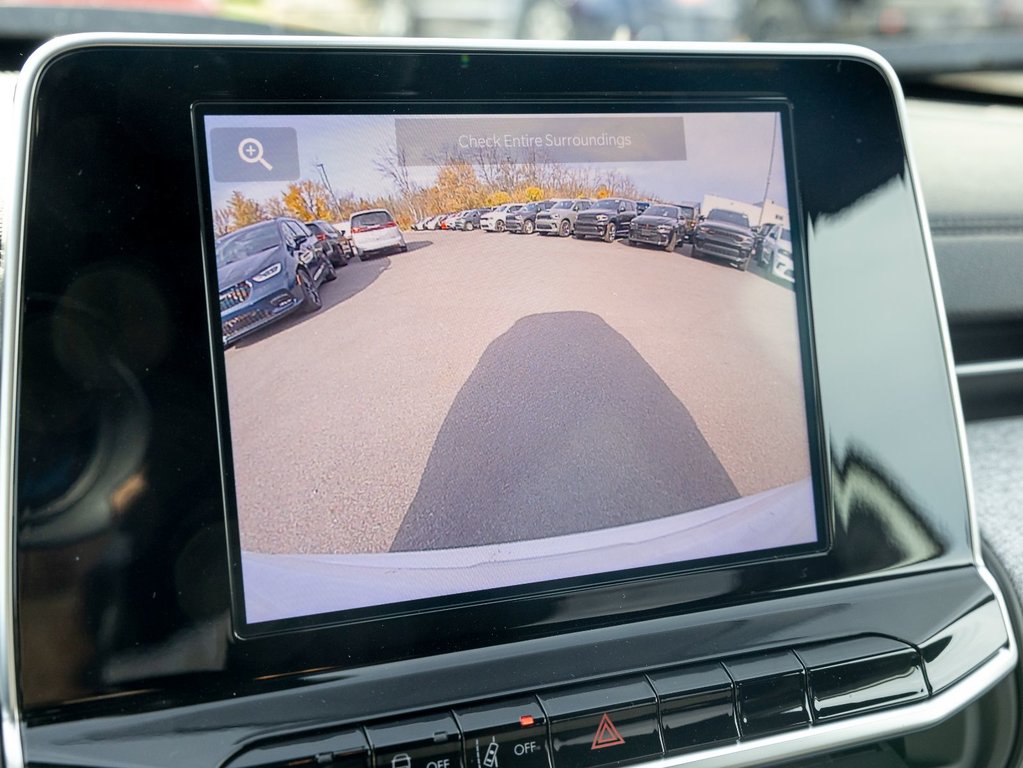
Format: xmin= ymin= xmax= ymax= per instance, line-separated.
xmin=216 ymin=218 xmax=336 ymax=346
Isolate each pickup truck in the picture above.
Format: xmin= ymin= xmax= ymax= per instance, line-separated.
xmin=691 ymin=208 xmax=757 ymax=270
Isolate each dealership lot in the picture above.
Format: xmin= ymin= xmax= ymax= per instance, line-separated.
xmin=226 ymin=230 xmax=810 ymax=555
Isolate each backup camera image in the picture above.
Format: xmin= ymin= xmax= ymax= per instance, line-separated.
xmin=200 ymin=110 xmax=818 ymax=627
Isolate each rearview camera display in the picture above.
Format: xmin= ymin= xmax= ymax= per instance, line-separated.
xmin=198 ymin=108 xmax=819 ymax=629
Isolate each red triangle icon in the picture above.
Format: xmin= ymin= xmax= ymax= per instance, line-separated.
xmin=591 ymin=712 xmax=626 ymax=750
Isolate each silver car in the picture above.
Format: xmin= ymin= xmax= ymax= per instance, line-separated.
xmin=535 ymin=198 xmax=594 ymax=237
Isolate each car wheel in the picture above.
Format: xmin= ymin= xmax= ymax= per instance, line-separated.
xmin=558 ymin=219 xmax=571 ymax=237
xmin=323 ymin=260 xmax=338 ymax=282
xmin=602 ymin=222 xmax=616 ymax=242
xmin=664 ymin=233 xmax=678 ymax=252
xmin=465 ymin=222 xmax=474 ymax=231
xmin=523 ymin=219 xmax=535 ymax=235
xmin=297 ymin=269 xmax=323 ymax=312
xmin=574 ymin=233 xmax=586 ymax=240
xmin=496 ymin=220 xmax=505 ymax=232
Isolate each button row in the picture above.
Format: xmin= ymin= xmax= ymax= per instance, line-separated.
xmin=228 ymin=637 xmax=928 ymax=768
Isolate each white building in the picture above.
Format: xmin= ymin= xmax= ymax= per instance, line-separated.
xmin=702 ymin=194 xmax=789 ymax=228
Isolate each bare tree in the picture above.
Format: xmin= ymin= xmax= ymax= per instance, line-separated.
xmin=213 ymin=208 xmax=233 ymax=237
xmin=375 ymin=146 xmax=424 ymax=222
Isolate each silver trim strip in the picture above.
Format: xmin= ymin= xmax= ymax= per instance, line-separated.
xmin=0 ymin=25 xmax=38 ymax=768
xmin=3 ymin=33 xmax=1017 ymax=768
xmin=870 ymin=34 xmax=987 ymax=566
xmin=957 ymin=358 xmax=1023 ymax=378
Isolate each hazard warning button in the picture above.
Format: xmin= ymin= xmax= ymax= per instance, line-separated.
xmin=538 ymin=679 xmax=662 ymax=768
xmin=590 ymin=713 xmax=625 ymax=750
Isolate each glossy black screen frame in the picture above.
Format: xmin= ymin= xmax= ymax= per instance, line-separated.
xmin=192 ymin=100 xmax=829 ymax=637
xmin=12 ymin=41 xmax=976 ymax=719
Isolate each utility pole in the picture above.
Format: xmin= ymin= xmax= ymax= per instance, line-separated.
xmin=315 ymin=162 xmax=342 ymax=219
xmin=759 ymin=117 xmax=778 ymax=227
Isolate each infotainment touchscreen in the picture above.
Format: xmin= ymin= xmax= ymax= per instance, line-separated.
xmin=196 ymin=108 xmax=822 ymax=630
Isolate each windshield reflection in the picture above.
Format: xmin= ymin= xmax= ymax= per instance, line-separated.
xmin=3 ymin=0 xmax=1023 ymax=77
xmin=3 ymin=0 xmax=1021 ymax=41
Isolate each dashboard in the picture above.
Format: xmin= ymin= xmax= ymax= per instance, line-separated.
xmin=2 ymin=35 xmax=1022 ymax=768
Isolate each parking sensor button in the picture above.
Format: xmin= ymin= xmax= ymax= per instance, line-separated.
xmin=648 ymin=663 xmax=737 ymax=752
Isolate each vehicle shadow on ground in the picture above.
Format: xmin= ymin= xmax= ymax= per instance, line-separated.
xmin=391 ymin=311 xmax=740 ymax=552
xmin=688 ymin=250 xmax=743 ymax=272
xmin=686 ymin=246 xmax=793 ymax=288
xmin=404 ymin=240 xmax=433 ymax=253
xmin=747 ymin=259 xmax=796 ymax=290
xmin=231 ymin=257 xmax=391 ymax=349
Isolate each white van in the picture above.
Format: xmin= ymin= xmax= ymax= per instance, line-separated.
xmin=350 ymin=208 xmax=407 ymax=258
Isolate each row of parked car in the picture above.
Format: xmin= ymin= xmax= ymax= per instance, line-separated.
xmin=216 ymin=209 xmax=407 ymax=346
xmin=414 ymin=199 xmax=688 ymax=238
xmin=413 ymin=198 xmax=794 ymax=282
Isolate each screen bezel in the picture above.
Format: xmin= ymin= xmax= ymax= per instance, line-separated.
xmin=11 ymin=41 xmax=978 ymax=721
xmin=192 ymin=99 xmax=830 ymax=638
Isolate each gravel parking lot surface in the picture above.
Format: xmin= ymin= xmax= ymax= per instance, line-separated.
xmin=225 ymin=230 xmax=811 ymax=555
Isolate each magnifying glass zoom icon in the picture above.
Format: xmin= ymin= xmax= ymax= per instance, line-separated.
xmin=238 ymin=137 xmax=273 ymax=171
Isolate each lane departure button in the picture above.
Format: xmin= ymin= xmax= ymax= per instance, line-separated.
xmin=455 ymin=697 xmax=551 ymax=768
xmin=538 ymin=678 xmax=662 ymax=768
xmin=366 ymin=713 xmax=462 ymax=768
xmin=648 ymin=663 xmax=737 ymax=752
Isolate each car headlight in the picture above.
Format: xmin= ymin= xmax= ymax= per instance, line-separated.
xmin=251 ymin=263 xmax=283 ymax=282
xmin=595 ymin=214 xmax=609 ymax=222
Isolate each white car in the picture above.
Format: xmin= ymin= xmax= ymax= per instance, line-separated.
xmin=761 ymin=224 xmax=794 ymax=283
xmin=480 ymin=203 xmax=522 ymax=232
xmin=350 ymin=209 xmax=407 ymax=258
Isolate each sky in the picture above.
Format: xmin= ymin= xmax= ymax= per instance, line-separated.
xmin=204 ymin=111 xmax=790 ymax=215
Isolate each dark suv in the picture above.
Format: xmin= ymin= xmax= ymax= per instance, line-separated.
xmin=627 ymin=204 xmax=687 ymax=251
xmin=216 ymin=218 xmax=335 ymax=346
xmin=454 ymin=208 xmax=492 ymax=231
xmin=691 ymin=208 xmax=757 ymax=270
xmin=505 ymin=202 xmax=541 ymax=234
xmin=573 ymin=198 xmax=638 ymax=242
xmin=305 ymin=219 xmax=354 ymax=267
